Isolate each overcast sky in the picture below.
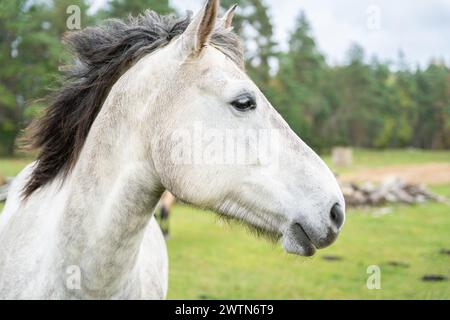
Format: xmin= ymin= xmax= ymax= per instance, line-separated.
xmin=91 ymin=0 xmax=450 ymax=68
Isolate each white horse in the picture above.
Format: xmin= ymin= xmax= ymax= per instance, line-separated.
xmin=0 ymin=0 xmax=345 ymax=299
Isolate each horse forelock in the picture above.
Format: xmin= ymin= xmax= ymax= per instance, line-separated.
xmin=22 ymin=9 xmax=244 ymax=198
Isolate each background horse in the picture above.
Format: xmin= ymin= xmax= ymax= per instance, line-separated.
xmin=0 ymin=0 xmax=344 ymax=299
xmin=156 ymin=191 xmax=176 ymax=238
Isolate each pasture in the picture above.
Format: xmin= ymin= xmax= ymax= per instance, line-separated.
xmin=1 ymin=149 xmax=449 ymax=299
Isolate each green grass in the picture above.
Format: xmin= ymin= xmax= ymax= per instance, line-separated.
xmin=1 ymin=148 xmax=448 ymax=178
xmin=166 ymin=149 xmax=450 ymax=299
xmin=166 ymin=200 xmax=450 ymax=299
xmin=1 ymin=150 xmax=449 ymax=299
xmin=323 ymin=148 xmax=450 ymax=174
xmin=0 ymin=157 xmax=32 ymax=177
xmin=0 ymin=158 xmax=32 ymax=212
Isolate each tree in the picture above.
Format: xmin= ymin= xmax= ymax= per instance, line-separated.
xmin=221 ymin=0 xmax=277 ymax=89
xmin=335 ymin=44 xmax=378 ymax=147
xmin=386 ymin=53 xmax=417 ymax=147
xmin=0 ymin=1 xmax=59 ymax=155
xmin=1 ymin=2 xmax=449 ymax=154
xmin=0 ymin=0 xmax=94 ymax=155
xmin=274 ymin=11 xmax=328 ymax=148
xmin=100 ymin=0 xmax=174 ymax=19
xmin=413 ymin=63 xmax=450 ymax=148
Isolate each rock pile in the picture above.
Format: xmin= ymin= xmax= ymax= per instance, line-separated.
xmin=340 ymin=177 xmax=447 ymax=207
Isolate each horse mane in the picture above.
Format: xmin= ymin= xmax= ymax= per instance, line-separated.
xmin=22 ymin=10 xmax=244 ymax=198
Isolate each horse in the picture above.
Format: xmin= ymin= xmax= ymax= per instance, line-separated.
xmin=0 ymin=0 xmax=345 ymax=299
xmin=156 ymin=191 xmax=176 ymax=238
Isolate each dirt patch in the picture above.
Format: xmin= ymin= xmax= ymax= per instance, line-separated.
xmin=421 ymin=274 xmax=448 ymax=282
xmin=321 ymin=255 xmax=343 ymax=261
xmin=340 ymin=163 xmax=450 ymax=185
xmin=386 ymin=261 xmax=410 ymax=268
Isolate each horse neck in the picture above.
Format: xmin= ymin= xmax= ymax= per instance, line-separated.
xmin=57 ymin=93 xmax=164 ymax=297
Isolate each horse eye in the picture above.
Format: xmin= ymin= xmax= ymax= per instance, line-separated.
xmin=230 ymin=94 xmax=257 ymax=111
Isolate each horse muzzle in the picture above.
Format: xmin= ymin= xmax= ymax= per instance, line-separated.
xmin=281 ymin=203 xmax=345 ymax=256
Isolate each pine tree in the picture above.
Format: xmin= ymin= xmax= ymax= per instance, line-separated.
xmin=221 ymin=0 xmax=277 ymax=89
xmin=274 ymin=11 xmax=327 ymax=149
xmin=101 ymin=0 xmax=173 ymax=19
xmin=0 ymin=0 xmax=71 ymax=155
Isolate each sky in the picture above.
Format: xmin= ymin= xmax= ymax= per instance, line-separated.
xmin=90 ymin=0 xmax=450 ymax=68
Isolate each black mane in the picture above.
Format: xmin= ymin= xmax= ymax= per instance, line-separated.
xmin=23 ymin=10 xmax=243 ymax=197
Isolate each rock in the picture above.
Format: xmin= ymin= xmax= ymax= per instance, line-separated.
xmin=339 ymin=176 xmax=447 ymax=207
xmin=360 ymin=181 xmax=376 ymax=193
xmin=331 ymin=147 xmax=353 ymax=167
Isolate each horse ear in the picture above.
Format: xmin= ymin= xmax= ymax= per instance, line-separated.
xmin=220 ymin=4 xmax=237 ymax=29
xmin=182 ymin=0 xmax=220 ymax=55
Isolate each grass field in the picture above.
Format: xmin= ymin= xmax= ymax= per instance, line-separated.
xmin=323 ymin=148 xmax=450 ymax=174
xmin=1 ymin=149 xmax=449 ymax=299
xmin=167 ymin=200 xmax=449 ymax=299
xmin=0 ymin=157 xmax=32 ymax=177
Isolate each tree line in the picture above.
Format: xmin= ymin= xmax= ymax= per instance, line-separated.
xmin=1 ymin=0 xmax=449 ymax=156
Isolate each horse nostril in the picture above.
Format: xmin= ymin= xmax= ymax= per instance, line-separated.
xmin=330 ymin=203 xmax=344 ymax=229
